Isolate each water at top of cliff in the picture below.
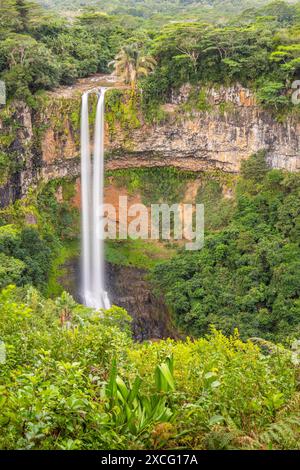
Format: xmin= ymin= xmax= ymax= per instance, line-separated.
xmin=80 ymin=88 xmax=110 ymax=310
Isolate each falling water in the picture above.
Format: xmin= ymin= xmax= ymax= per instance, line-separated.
xmin=80 ymin=92 xmax=91 ymax=301
xmin=81 ymin=88 xmax=111 ymax=310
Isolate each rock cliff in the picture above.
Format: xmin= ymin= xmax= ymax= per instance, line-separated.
xmin=0 ymin=78 xmax=299 ymax=207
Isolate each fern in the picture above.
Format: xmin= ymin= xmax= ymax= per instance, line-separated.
xmin=260 ymin=415 xmax=300 ymax=449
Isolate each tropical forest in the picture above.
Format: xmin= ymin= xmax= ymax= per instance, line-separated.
xmin=0 ymin=0 xmax=300 ymax=453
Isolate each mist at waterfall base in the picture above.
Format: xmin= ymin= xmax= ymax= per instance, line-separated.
xmin=80 ymin=89 xmax=111 ymax=310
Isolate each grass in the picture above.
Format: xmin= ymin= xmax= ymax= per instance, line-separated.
xmin=46 ymin=237 xmax=174 ymax=299
xmin=46 ymin=239 xmax=79 ymax=298
xmin=105 ymin=238 xmax=176 ymax=270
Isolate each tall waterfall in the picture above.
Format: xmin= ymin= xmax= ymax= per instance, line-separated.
xmin=80 ymin=88 xmax=111 ymax=310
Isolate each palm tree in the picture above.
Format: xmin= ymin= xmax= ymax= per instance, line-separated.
xmin=109 ymin=44 xmax=156 ymax=89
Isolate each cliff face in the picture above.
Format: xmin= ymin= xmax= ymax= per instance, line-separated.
xmin=34 ymin=83 xmax=300 ymax=178
xmin=56 ymin=253 xmax=178 ymax=341
xmin=105 ymin=84 xmax=299 ymax=173
xmin=107 ymin=263 xmax=177 ymax=341
xmin=0 ymin=81 xmax=299 ymax=206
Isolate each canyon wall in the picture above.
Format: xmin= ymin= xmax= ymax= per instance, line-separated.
xmin=0 ymin=81 xmax=299 ymax=206
xmin=106 ymin=84 xmax=300 ymax=174
xmin=56 ymin=253 xmax=177 ymax=340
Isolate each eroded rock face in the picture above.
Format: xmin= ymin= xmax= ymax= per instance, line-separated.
xmin=0 ymin=83 xmax=299 ymax=208
xmin=0 ymin=101 xmax=33 ymax=207
xmin=35 ymin=83 xmax=299 ymax=179
xmin=107 ymin=263 xmax=178 ymax=341
xmin=58 ymin=255 xmax=177 ymax=341
xmin=106 ymin=85 xmax=300 ymax=173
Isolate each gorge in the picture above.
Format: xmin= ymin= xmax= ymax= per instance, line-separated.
xmin=1 ymin=77 xmax=299 ymax=326
xmin=0 ymin=79 xmax=299 ymax=210
xmin=1 ymin=76 xmax=299 ymax=339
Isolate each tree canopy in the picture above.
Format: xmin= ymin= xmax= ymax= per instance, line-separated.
xmin=0 ymin=1 xmax=299 ymax=110
xmin=153 ymin=153 xmax=300 ymax=342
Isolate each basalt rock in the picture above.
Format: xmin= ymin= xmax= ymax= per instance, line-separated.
xmin=0 ymin=81 xmax=299 ymax=208
xmin=107 ymin=263 xmax=178 ymax=341
xmin=34 ymin=83 xmax=300 ymax=180
xmin=105 ymin=85 xmax=299 ymax=173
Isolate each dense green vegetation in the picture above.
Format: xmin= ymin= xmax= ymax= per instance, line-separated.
xmin=0 ymin=225 xmax=52 ymax=289
xmin=107 ymin=167 xmax=196 ymax=204
xmin=1 ymin=159 xmax=299 ymax=345
xmin=153 ymin=152 xmax=300 ymax=342
xmin=0 ymin=178 xmax=79 ymax=294
xmin=0 ymin=1 xmax=134 ymax=103
xmin=1 ymin=284 xmax=300 ymax=449
xmin=37 ymin=0 xmax=285 ymax=23
xmin=1 ymin=1 xmax=300 ymax=114
xmin=0 ymin=162 xmax=300 ymax=449
xmin=1 ymin=170 xmax=300 ymax=449
xmin=140 ymin=2 xmax=300 ymax=114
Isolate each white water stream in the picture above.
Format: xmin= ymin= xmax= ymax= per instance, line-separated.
xmin=80 ymin=88 xmax=110 ymax=310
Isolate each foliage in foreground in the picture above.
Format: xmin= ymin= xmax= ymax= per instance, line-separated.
xmin=0 ymin=285 xmax=300 ymax=450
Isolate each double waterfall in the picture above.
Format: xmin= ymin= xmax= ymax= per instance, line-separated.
xmin=80 ymin=88 xmax=110 ymax=310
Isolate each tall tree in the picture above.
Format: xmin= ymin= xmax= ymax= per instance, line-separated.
xmin=110 ymin=44 xmax=156 ymax=88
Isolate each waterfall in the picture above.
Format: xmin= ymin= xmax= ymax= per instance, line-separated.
xmin=80 ymin=88 xmax=111 ymax=310
xmin=80 ymin=92 xmax=91 ymax=302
